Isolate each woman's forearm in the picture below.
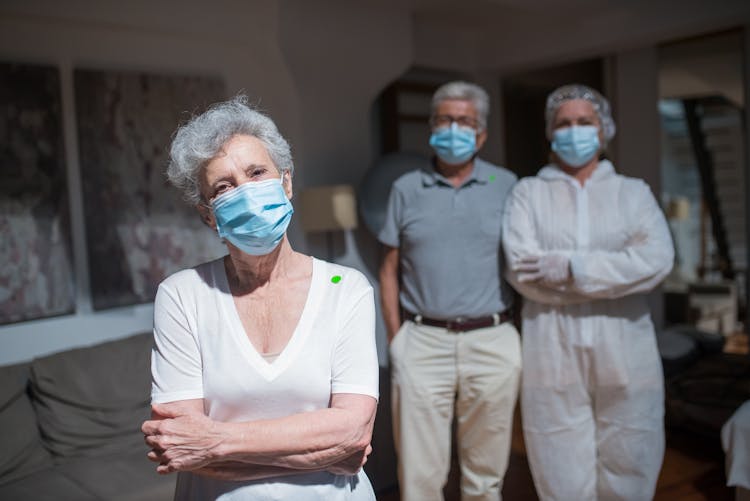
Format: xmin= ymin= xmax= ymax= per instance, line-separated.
xmin=193 ymin=461 xmax=310 ymax=481
xmin=215 ymin=403 xmax=375 ymax=469
xmin=144 ymin=394 xmax=376 ymax=474
xmin=197 ymin=444 xmax=371 ymax=480
xmin=194 ymin=444 xmax=369 ymax=481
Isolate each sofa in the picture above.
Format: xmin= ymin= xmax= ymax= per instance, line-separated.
xmin=658 ymin=324 xmax=750 ymax=439
xmin=0 ymin=332 xmax=176 ymax=500
xmin=0 ymin=331 xmax=398 ymax=500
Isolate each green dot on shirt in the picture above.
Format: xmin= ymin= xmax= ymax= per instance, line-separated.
xmin=489 ymin=175 xmax=496 ymax=182
xmin=331 ymin=275 xmax=342 ymax=284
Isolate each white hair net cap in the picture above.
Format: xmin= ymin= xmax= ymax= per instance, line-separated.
xmin=545 ymin=84 xmax=616 ymax=142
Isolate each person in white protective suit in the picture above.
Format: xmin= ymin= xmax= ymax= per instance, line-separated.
xmin=502 ymin=84 xmax=674 ymax=501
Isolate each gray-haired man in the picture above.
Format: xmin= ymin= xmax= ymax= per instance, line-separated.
xmin=378 ymin=81 xmax=521 ymax=500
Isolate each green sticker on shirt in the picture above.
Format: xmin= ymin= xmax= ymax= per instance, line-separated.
xmin=331 ymin=275 xmax=342 ymax=284
xmin=489 ymin=175 xmax=496 ymax=182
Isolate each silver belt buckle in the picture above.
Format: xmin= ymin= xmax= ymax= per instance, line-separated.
xmin=451 ymin=316 xmax=466 ymax=331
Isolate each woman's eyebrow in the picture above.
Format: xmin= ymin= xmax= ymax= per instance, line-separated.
xmin=243 ymin=163 xmax=268 ymax=172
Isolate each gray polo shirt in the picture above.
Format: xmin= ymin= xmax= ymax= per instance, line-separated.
xmin=378 ymin=157 xmax=517 ymax=319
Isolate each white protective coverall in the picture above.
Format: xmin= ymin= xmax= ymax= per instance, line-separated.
xmin=503 ymin=159 xmax=674 ymax=501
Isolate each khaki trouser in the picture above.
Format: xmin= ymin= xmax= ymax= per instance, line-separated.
xmin=389 ymin=320 xmax=521 ymax=501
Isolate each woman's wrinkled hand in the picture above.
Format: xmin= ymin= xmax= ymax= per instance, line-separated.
xmin=325 ymin=444 xmax=372 ymax=476
xmin=142 ymin=402 xmax=227 ymax=474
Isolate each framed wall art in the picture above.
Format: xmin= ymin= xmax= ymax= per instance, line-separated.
xmin=75 ymin=68 xmax=227 ymax=310
xmin=0 ymin=62 xmax=75 ymax=325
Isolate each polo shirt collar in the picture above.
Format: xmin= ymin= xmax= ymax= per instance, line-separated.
xmin=421 ymin=157 xmax=490 ymax=187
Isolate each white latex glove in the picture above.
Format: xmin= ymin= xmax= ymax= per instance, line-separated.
xmin=514 ymin=254 xmax=571 ymax=284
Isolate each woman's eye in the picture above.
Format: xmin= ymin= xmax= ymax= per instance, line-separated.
xmin=215 ymin=184 xmax=232 ymax=196
xmin=250 ymin=168 xmax=267 ymax=178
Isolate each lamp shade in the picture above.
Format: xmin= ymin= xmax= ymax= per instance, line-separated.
xmin=667 ymin=196 xmax=690 ymax=221
xmin=299 ymin=184 xmax=358 ymax=232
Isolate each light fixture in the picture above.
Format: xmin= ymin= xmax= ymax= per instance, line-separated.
xmin=667 ymin=196 xmax=690 ymax=221
xmin=298 ymin=184 xmax=358 ymax=261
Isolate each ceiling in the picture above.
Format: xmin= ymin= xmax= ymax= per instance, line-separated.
xmin=659 ymin=30 xmax=744 ymax=106
xmin=408 ymin=0 xmax=650 ymax=31
xmin=396 ymin=0 xmax=748 ymax=101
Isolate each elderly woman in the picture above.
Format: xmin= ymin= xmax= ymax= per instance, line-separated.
xmin=502 ymin=84 xmax=674 ymax=500
xmin=141 ymin=95 xmax=379 ymax=500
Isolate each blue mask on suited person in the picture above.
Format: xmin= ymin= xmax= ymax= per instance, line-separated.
xmin=211 ymin=177 xmax=293 ymax=256
xmin=550 ymin=125 xmax=601 ymax=168
xmin=429 ymin=122 xmax=477 ymax=165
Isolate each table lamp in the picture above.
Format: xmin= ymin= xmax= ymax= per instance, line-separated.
xmin=298 ymin=184 xmax=358 ymax=261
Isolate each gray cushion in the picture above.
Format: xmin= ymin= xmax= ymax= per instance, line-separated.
xmin=657 ymin=328 xmax=698 ymax=360
xmin=0 ymin=468 xmax=99 ymax=500
xmin=57 ymin=449 xmax=176 ymax=501
xmin=30 ymin=333 xmax=153 ymax=458
xmin=0 ymin=362 xmax=54 ymax=485
xmin=657 ymin=328 xmax=700 ymax=378
xmin=668 ymin=324 xmax=725 ymax=354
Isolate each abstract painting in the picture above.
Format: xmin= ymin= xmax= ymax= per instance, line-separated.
xmin=0 ymin=62 xmax=74 ymax=325
xmin=75 ymin=69 xmax=227 ymax=310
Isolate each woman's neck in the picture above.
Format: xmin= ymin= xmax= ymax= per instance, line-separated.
xmin=558 ymin=157 xmax=599 ymax=186
xmin=225 ymin=238 xmax=298 ymax=293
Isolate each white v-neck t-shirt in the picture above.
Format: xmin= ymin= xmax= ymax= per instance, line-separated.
xmin=150 ymin=256 xmax=379 ymax=500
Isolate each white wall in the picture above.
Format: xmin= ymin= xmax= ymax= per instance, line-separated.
xmin=611 ymin=48 xmax=661 ymax=188
xmin=278 ymin=0 xmax=412 ymax=187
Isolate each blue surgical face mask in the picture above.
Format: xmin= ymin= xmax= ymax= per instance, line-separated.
xmin=211 ymin=177 xmax=293 ymax=256
xmin=429 ymin=122 xmax=477 ymax=165
xmin=551 ymin=125 xmax=601 ymax=168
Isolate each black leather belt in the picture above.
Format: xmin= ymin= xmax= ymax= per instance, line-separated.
xmin=404 ymin=310 xmax=512 ymax=332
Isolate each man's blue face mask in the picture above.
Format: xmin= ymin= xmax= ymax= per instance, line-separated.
xmin=429 ymin=122 xmax=477 ymax=165
xmin=211 ymin=177 xmax=294 ymax=256
xmin=550 ymin=125 xmax=601 ymax=168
